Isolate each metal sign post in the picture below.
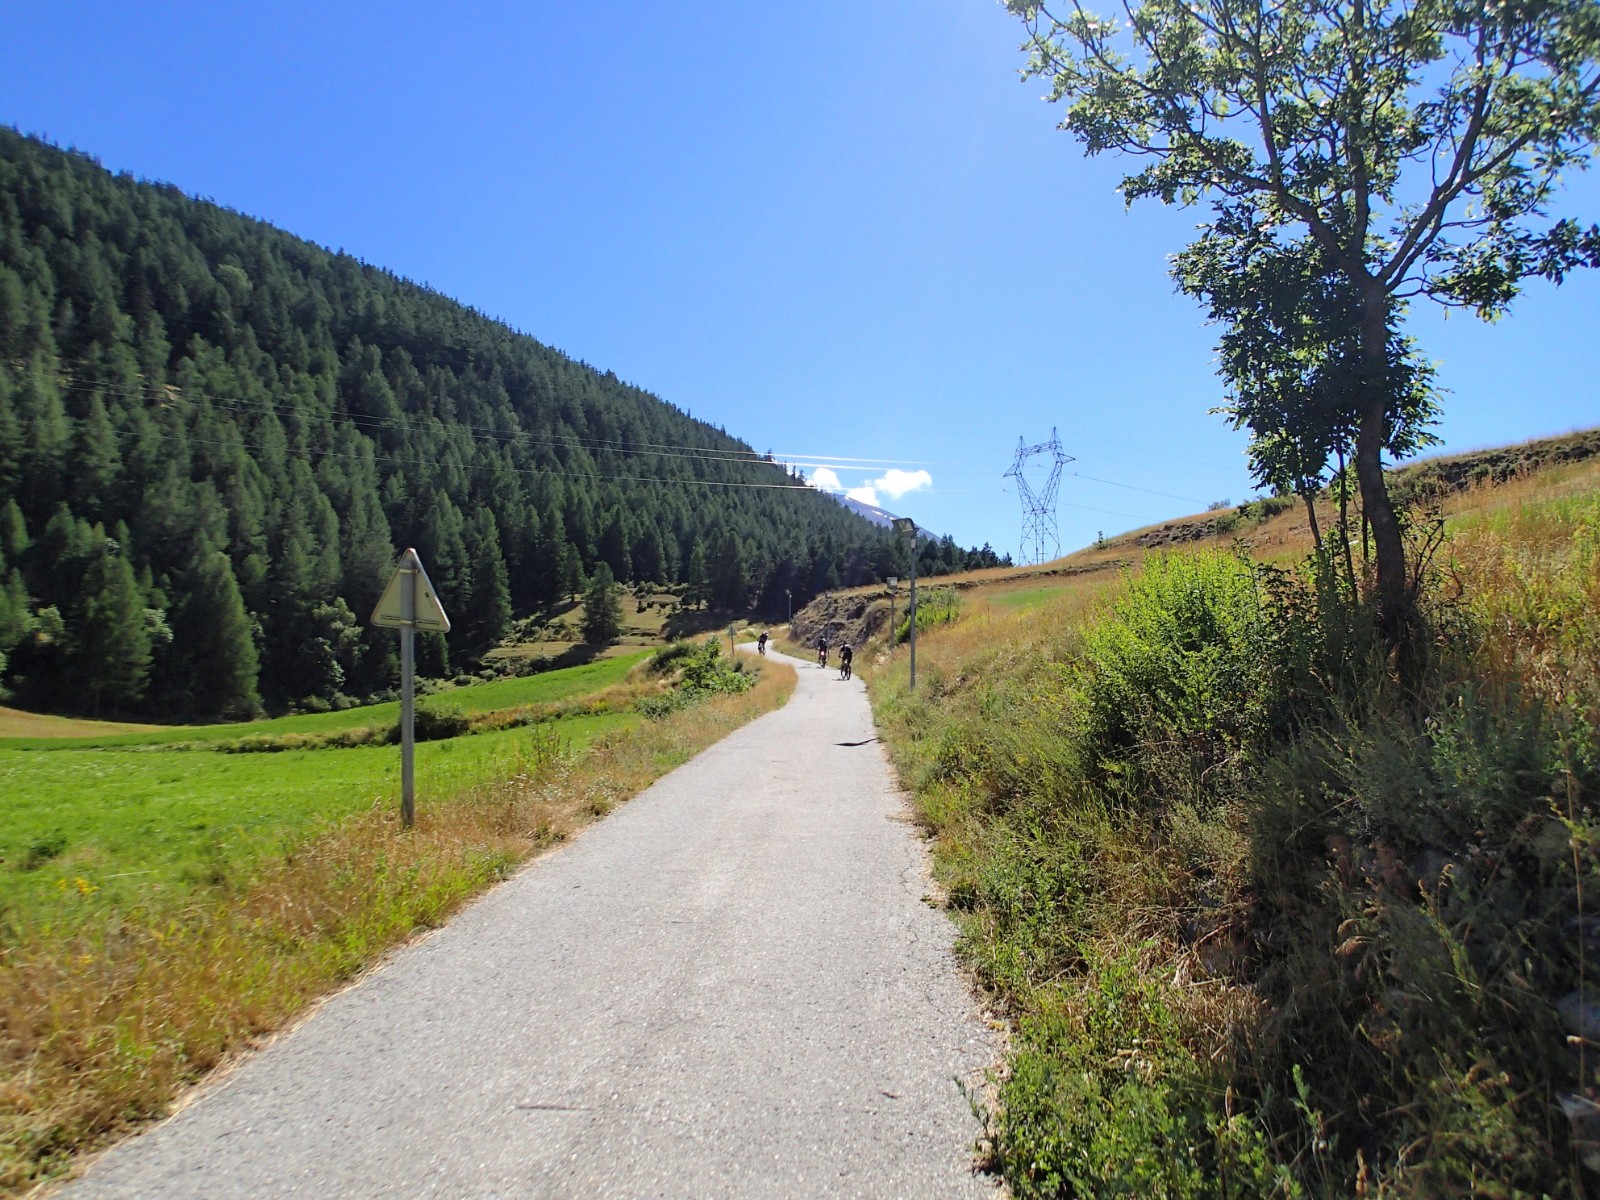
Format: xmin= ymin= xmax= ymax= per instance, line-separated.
xmin=371 ymin=548 xmax=451 ymax=828
xmin=891 ymin=521 xmax=917 ymax=692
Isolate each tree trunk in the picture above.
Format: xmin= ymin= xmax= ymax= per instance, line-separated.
xmin=1301 ymin=488 xmax=1322 ymax=548
xmin=1335 ymin=446 xmax=1356 ymax=591
xmin=1355 ymin=287 xmax=1413 ymax=646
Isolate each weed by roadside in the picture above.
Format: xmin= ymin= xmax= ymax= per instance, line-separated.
xmin=872 ymin=514 xmax=1600 ymax=1197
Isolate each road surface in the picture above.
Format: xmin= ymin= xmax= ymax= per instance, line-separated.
xmin=63 ymin=649 xmax=997 ymax=1198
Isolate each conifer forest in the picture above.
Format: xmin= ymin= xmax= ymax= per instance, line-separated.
xmin=0 ymin=130 xmax=1002 ymax=719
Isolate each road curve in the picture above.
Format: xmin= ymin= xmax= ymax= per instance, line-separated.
xmin=62 ymin=649 xmax=997 ymax=1198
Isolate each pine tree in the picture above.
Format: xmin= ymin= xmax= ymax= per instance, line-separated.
xmin=598 ymin=507 xmax=633 ymax=583
xmin=70 ymin=392 xmax=121 ymax=518
xmin=461 ymin=507 xmax=512 ymax=651
xmin=174 ymin=547 xmax=260 ymax=718
xmin=76 ymin=544 xmax=152 ymax=714
xmin=0 ymin=565 xmax=32 ymax=680
xmin=556 ymin=540 xmax=583 ymax=602
xmin=634 ymin=521 xmax=666 ymax=587
xmin=0 ymin=498 xmax=27 ymax=562
xmin=711 ymin=530 xmax=747 ymax=610
xmin=580 ymin=562 xmax=623 ymax=645
xmin=685 ymin=541 xmax=709 ymax=610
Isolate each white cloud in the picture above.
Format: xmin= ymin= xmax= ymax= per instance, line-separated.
xmin=809 ymin=467 xmax=844 ymax=492
xmin=810 ymin=465 xmax=934 ymax=511
xmin=873 ymin=468 xmax=933 ymax=500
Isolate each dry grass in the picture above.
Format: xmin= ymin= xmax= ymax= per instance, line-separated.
xmin=819 ymin=439 xmax=1600 ymax=624
xmin=863 ymin=456 xmax=1600 ymax=1196
xmin=1439 ymin=472 xmax=1600 ymax=713
xmin=0 ymin=708 xmax=161 ymax=739
xmin=0 ymin=657 xmax=795 ymax=1195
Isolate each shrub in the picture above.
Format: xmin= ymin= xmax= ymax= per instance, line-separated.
xmin=409 ymin=701 xmax=471 ymax=742
xmin=1077 ymin=552 xmax=1290 ymax=792
xmin=895 ymin=587 xmax=962 ymax=644
xmin=648 ymin=641 xmax=697 ymax=675
xmin=637 ymin=640 xmax=754 ymax=718
xmin=873 ymin=513 xmax=1600 ymax=1197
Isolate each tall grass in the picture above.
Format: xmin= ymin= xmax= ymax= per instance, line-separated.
xmin=873 ymin=495 xmax=1600 ymax=1197
xmin=0 ymin=658 xmax=794 ymax=1194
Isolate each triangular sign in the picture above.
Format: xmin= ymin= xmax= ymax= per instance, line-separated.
xmin=371 ymin=548 xmax=451 ymax=632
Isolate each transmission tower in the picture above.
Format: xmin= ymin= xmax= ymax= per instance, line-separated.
xmin=1004 ymin=429 xmax=1073 ymax=565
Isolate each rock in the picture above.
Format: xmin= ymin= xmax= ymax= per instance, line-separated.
xmin=788 ymin=591 xmax=891 ymax=651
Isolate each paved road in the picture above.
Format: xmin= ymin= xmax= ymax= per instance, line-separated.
xmin=62 ymin=650 xmax=997 ymax=1199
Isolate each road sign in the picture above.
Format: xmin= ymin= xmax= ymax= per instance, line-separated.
xmin=372 ymin=548 xmax=451 ymax=632
xmin=370 ymin=548 xmax=450 ymax=829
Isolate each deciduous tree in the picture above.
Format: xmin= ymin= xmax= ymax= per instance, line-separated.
xmin=1010 ymin=0 xmax=1600 ymax=637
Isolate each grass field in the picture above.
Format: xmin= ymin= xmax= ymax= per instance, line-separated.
xmin=0 ymin=653 xmax=651 ymax=926
xmin=0 ymin=712 xmax=633 ymax=925
xmin=0 ymin=651 xmax=651 ymax=750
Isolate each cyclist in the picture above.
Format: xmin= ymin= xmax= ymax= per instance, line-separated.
xmin=757 ymin=630 xmax=769 ymax=656
xmin=817 ymin=636 xmax=829 ymax=669
xmin=839 ymin=643 xmax=854 ymax=681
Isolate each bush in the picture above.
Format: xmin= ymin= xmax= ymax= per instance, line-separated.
xmin=895 ymin=587 xmax=962 ymax=644
xmin=637 ymin=640 xmax=754 ymax=718
xmin=409 ymin=701 xmax=471 ymax=742
xmin=648 ymin=641 xmax=697 ymax=675
xmin=874 ymin=518 xmax=1600 ymax=1197
xmin=1077 ymin=552 xmax=1303 ymax=795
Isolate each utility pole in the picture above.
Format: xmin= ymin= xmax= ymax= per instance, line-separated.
xmin=891 ymin=519 xmax=917 ymax=692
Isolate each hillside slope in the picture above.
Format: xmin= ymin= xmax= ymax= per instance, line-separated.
xmin=790 ymin=425 xmax=1600 ymax=634
xmin=858 ymin=445 xmax=1600 ymax=1196
xmin=0 ymin=129 xmax=992 ymax=718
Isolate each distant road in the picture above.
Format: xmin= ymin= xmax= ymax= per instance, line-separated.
xmin=63 ymin=650 xmax=997 ymax=1198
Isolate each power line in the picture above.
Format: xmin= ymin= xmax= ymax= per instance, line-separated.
xmin=54 ymin=370 xmax=1206 ymax=516
xmin=104 ymin=426 xmax=832 ymax=493
xmin=53 ymin=373 xmax=930 ymax=473
xmin=1069 ymin=472 xmax=1206 ymax=505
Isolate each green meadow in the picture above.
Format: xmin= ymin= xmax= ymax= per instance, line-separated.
xmin=0 ymin=656 xmax=650 ymax=926
xmin=0 ymin=651 xmax=650 ymax=751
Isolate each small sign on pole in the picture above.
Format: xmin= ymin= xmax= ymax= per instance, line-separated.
xmin=371 ymin=549 xmax=450 ymax=828
xmin=891 ymin=519 xmax=918 ymax=692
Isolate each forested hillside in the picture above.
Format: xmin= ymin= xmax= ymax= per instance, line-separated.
xmin=0 ymin=129 xmax=998 ymax=718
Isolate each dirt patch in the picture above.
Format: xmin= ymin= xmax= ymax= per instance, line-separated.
xmin=788 ymin=592 xmax=891 ymax=653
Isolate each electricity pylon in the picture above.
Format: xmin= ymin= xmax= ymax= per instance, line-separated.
xmin=1004 ymin=429 xmax=1073 ymax=565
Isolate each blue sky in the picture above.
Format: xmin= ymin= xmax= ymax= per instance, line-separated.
xmin=3 ymin=1 xmax=1596 ymax=555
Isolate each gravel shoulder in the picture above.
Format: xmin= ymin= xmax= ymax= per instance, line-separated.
xmin=61 ymin=650 xmax=998 ymax=1199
